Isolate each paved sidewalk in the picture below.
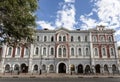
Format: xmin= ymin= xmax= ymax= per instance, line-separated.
xmin=0 ymin=73 xmax=120 ymax=78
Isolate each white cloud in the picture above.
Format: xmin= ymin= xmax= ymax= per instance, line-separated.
xmin=64 ymin=0 xmax=75 ymax=3
xmin=80 ymin=0 xmax=120 ymax=46
xmin=36 ymin=21 xmax=55 ymax=30
xmin=80 ymin=15 xmax=97 ymax=30
xmin=55 ymin=0 xmax=76 ymax=30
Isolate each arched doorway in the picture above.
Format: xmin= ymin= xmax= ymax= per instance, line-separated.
xmin=21 ymin=63 xmax=28 ymax=73
xmin=78 ymin=64 xmax=83 ymax=74
xmin=85 ymin=65 xmax=90 ymax=74
xmin=58 ymin=63 xmax=66 ymax=73
xmin=95 ymin=64 xmax=101 ymax=73
xmin=112 ymin=64 xmax=117 ymax=74
xmin=104 ymin=64 xmax=109 ymax=73
xmin=5 ymin=64 xmax=10 ymax=73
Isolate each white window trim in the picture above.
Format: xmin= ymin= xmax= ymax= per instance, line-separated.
xmin=77 ymin=47 xmax=82 ymax=57
xmin=109 ymin=47 xmax=115 ymax=57
xmin=6 ymin=47 xmax=13 ymax=57
xmin=34 ymin=47 xmax=39 ymax=56
xmin=15 ymin=47 xmax=21 ymax=57
xmin=94 ymin=47 xmax=99 ymax=57
xmin=24 ymin=47 xmax=29 ymax=58
xmin=102 ymin=47 xmax=107 ymax=57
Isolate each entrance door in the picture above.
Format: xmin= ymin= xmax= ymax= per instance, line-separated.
xmin=21 ymin=63 xmax=28 ymax=73
xmin=78 ymin=64 xmax=83 ymax=73
xmin=58 ymin=63 xmax=66 ymax=73
xmin=95 ymin=64 xmax=100 ymax=73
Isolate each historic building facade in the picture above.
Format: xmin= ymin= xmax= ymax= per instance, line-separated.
xmin=0 ymin=26 xmax=119 ymax=74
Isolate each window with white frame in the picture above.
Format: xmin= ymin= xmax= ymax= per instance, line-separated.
xmin=24 ymin=47 xmax=29 ymax=56
xmin=63 ymin=47 xmax=66 ymax=57
xmin=78 ymin=36 xmax=81 ymax=42
xmin=42 ymin=64 xmax=46 ymax=71
xmin=94 ymin=48 xmax=98 ymax=56
xmin=71 ymin=48 xmax=74 ymax=56
xmin=85 ymin=36 xmax=88 ymax=42
xmin=110 ymin=47 xmax=115 ymax=56
xmin=35 ymin=47 xmax=39 ymax=55
xmin=43 ymin=47 xmax=46 ymax=56
xmin=100 ymin=36 xmax=105 ymax=42
xmin=51 ymin=36 xmax=54 ymax=42
xmin=16 ymin=47 xmax=20 ymax=56
xmin=78 ymin=48 xmax=82 ymax=56
xmin=93 ymin=36 xmax=97 ymax=42
xmin=49 ymin=65 xmax=54 ymax=72
xmin=59 ymin=36 xmax=62 ymax=41
xmin=86 ymin=48 xmax=89 ymax=56
xmin=58 ymin=48 xmax=62 ymax=57
xmin=108 ymin=36 xmax=112 ymax=42
xmin=71 ymin=36 xmax=74 ymax=42
xmin=63 ymin=36 xmax=66 ymax=41
xmin=7 ymin=47 xmax=12 ymax=56
xmin=50 ymin=47 xmax=54 ymax=55
xmin=102 ymin=47 xmax=106 ymax=56
xmin=37 ymin=36 xmax=39 ymax=41
xmin=44 ymin=36 xmax=47 ymax=42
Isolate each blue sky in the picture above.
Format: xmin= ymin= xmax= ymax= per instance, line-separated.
xmin=36 ymin=0 xmax=120 ymax=46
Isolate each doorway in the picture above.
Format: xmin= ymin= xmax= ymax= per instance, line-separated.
xmin=58 ymin=63 xmax=66 ymax=73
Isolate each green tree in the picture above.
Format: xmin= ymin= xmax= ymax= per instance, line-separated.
xmin=0 ymin=0 xmax=38 ymax=44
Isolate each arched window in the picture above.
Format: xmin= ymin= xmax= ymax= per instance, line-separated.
xmin=93 ymin=36 xmax=97 ymax=42
xmin=34 ymin=65 xmax=38 ymax=71
xmin=78 ymin=48 xmax=82 ymax=56
xmin=85 ymin=36 xmax=88 ymax=42
xmin=43 ymin=47 xmax=46 ymax=56
xmin=71 ymin=48 xmax=74 ymax=56
xmin=108 ymin=36 xmax=112 ymax=42
xmin=78 ymin=36 xmax=81 ymax=42
xmin=49 ymin=65 xmax=54 ymax=72
xmin=25 ymin=47 xmax=29 ymax=56
xmin=51 ymin=36 xmax=54 ymax=42
xmin=42 ymin=64 xmax=46 ymax=71
xmin=35 ymin=47 xmax=39 ymax=55
xmin=37 ymin=36 xmax=39 ymax=41
xmin=17 ymin=47 xmax=20 ymax=55
xmin=44 ymin=36 xmax=47 ymax=42
xmin=63 ymin=48 xmax=66 ymax=57
xmin=110 ymin=48 xmax=114 ymax=56
xmin=8 ymin=47 xmax=12 ymax=55
xmin=100 ymin=36 xmax=105 ymax=42
xmin=71 ymin=36 xmax=73 ymax=42
xmin=5 ymin=64 xmax=10 ymax=72
xmin=104 ymin=64 xmax=108 ymax=72
xmin=63 ymin=36 xmax=66 ymax=41
xmin=102 ymin=47 xmax=106 ymax=56
xmin=14 ymin=64 xmax=19 ymax=71
xmin=59 ymin=36 xmax=61 ymax=41
xmin=50 ymin=47 xmax=54 ymax=55
xmin=86 ymin=48 xmax=89 ymax=56
xmin=94 ymin=48 xmax=98 ymax=56
xmin=58 ymin=48 xmax=62 ymax=57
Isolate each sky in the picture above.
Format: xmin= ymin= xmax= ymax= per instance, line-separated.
xmin=36 ymin=0 xmax=120 ymax=46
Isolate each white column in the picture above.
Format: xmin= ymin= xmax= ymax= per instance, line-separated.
xmin=89 ymin=32 xmax=95 ymax=65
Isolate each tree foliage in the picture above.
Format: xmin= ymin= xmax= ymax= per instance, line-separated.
xmin=0 ymin=0 xmax=38 ymax=44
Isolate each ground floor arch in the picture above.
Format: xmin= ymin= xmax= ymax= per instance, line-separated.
xmin=21 ymin=63 xmax=28 ymax=73
xmin=95 ymin=64 xmax=101 ymax=73
xmin=85 ymin=65 xmax=90 ymax=74
xmin=77 ymin=64 xmax=83 ymax=74
xmin=58 ymin=63 xmax=66 ymax=73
